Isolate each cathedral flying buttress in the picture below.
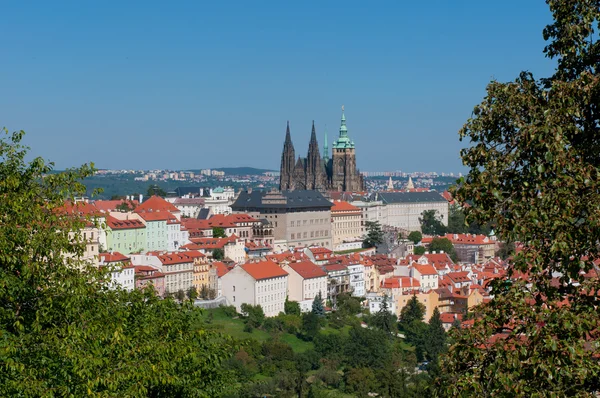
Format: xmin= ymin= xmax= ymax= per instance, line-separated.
xmin=279 ymin=106 xmax=365 ymax=193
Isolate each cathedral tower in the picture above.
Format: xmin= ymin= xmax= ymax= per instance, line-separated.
xmin=331 ymin=106 xmax=364 ymax=192
xmin=279 ymin=121 xmax=295 ymax=190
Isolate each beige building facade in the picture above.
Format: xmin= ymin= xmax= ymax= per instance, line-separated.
xmin=330 ymin=201 xmax=364 ymax=249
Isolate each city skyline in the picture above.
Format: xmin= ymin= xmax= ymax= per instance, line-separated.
xmin=3 ymin=1 xmax=554 ymax=172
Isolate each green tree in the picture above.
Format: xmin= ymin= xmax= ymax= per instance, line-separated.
xmin=496 ymin=240 xmax=515 ymax=260
xmin=428 ymin=237 xmax=459 ymax=262
xmin=398 ymin=295 xmax=425 ymax=331
xmin=425 ymin=307 xmax=447 ymax=363
xmin=312 ymin=291 xmax=325 ymax=317
xmin=442 ymin=2 xmax=600 ymax=395
xmin=187 ymin=286 xmax=198 ymax=300
xmin=0 ymin=129 xmax=235 ymax=396
xmin=146 ymin=184 xmax=167 ymax=197
xmin=345 ymin=327 xmax=391 ymax=369
xmin=345 ymin=367 xmax=377 ymax=397
xmin=414 ymin=246 xmax=426 ymax=255
xmin=447 ymin=204 xmax=467 ymax=233
xmin=212 ymin=227 xmax=227 ymax=238
xmin=419 ymin=210 xmax=447 ymax=235
xmin=371 ymin=295 xmax=397 ymax=337
xmin=301 ymin=312 xmax=320 ymax=341
xmin=284 ymin=297 xmax=301 ymax=316
xmin=175 ymin=289 xmax=186 ymax=301
xmin=407 ymin=230 xmax=423 ymax=244
xmin=363 ymin=220 xmax=384 ymax=248
xmin=240 ymin=303 xmax=265 ymax=328
xmin=212 ymin=248 xmax=225 ymax=261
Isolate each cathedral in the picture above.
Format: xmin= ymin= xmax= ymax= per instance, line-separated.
xmin=279 ymin=107 xmax=365 ymax=192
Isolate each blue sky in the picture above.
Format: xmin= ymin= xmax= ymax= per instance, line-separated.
xmin=2 ymin=1 xmax=555 ymax=172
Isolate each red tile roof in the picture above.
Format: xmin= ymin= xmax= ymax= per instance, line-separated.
xmin=323 ymin=263 xmax=348 ymax=272
xmin=447 ymin=271 xmax=471 ymax=283
xmin=135 ymin=195 xmax=179 ymax=214
xmin=157 ymin=250 xmax=204 ymax=265
xmin=440 ymin=312 xmax=462 ymax=324
xmin=99 ymin=252 xmax=130 ymax=263
xmin=413 ymin=264 xmax=438 ymax=276
xmin=241 ymin=260 xmax=288 ymax=280
xmin=106 ymin=215 xmax=145 ymax=230
xmin=330 ymin=200 xmax=360 ymax=213
xmin=288 ymin=260 xmax=327 ymax=279
xmin=136 ymin=210 xmax=176 ymax=222
xmin=187 ymin=236 xmax=237 ymax=250
xmin=212 ymin=261 xmax=230 ymax=277
xmin=381 ymin=276 xmax=420 ymax=289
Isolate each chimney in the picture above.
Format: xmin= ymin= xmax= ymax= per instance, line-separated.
xmin=139 ymin=194 xmax=143 ymax=203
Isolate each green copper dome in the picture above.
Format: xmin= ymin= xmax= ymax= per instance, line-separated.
xmin=332 ymin=105 xmax=355 ymax=149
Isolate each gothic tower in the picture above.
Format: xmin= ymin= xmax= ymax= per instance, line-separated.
xmin=306 ymin=121 xmax=325 ymax=190
xmin=331 ymin=106 xmax=364 ymax=192
xmin=279 ymin=121 xmax=295 ymax=190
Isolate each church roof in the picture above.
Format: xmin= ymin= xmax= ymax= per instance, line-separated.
xmin=232 ymin=190 xmax=333 ymax=210
xmin=332 ymin=105 xmax=355 ymax=149
xmin=378 ymin=191 xmax=446 ymax=204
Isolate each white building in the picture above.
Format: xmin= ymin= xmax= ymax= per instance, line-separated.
xmin=366 ymin=292 xmax=397 ymax=315
xmin=171 ymin=198 xmax=206 ymax=218
xmin=347 ymin=262 xmax=366 ymax=297
xmin=221 ymin=259 xmax=288 ymax=317
xmin=204 ymin=187 xmax=235 ymax=215
xmin=282 ymin=260 xmax=327 ymax=312
xmin=98 ymin=252 xmax=135 ymax=292
xmin=411 ymin=263 xmax=439 ymax=291
xmin=378 ymin=191 xmax=449 ymax=231
xmin=130 ymin=251 xmax=202 ymax=295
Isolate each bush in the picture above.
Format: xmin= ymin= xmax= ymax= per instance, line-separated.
xmin=220 ymin=305 xmax=238 ymax=318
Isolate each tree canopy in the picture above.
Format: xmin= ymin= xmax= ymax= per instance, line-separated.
xmin=442 ymin=1 xmax=600 ymax=395
xmin=419 ymin=210 xmax=447 ymax=236
xmin=212 ymin=227 xmax=227 ymax=238
xmin=363 ymin=220 xmax=384 ymax=248
xmin=0 ymin=129 xmax=236 ymax=396
xmin=407 ymin=230 xmax=423 ymax=244
xmin=428 ymin=237 xmax=459 ymax=262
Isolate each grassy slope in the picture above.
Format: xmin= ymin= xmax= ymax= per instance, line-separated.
xmin=197 ymin=307 xmax=314 ymax=352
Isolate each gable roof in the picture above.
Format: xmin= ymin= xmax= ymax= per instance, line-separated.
xmin=413 ymin=264 xmax=438 ymax=276
xmin=94 ymin=199 xmax=139 ymax=213
xmin=135 ymin=195 xmax=180 ymax=214
xmin=241 ymin=260 xmax=288 ymax=280
xmin=330 ymin=201 xmax=360 ymax=212
xmin=106 ymin=215 xmax=145 ymax=230
xmin=99 ymin=252 xmax=130 ymax=263
xmin=288 ymin=260 xmax=327 ymax=279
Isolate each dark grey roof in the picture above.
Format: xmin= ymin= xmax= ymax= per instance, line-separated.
xmin=174 ymin=187 xmax=202 ymax=197
xmin=378 ymin=191 xmax=446 ymax=204
xmin=232 ymin=190 xmax=333 ymax=210
xmin=197 ymin=208 xmax=211 ymax=220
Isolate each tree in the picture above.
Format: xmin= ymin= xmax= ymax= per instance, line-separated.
xmin=371 ymin=295 xmax=397 ymax=337
xmin=301 ymin=312 xmax=320 ymax=341
xmin=311 ymin=291 xmax=325 ymax=317
xmin=284 ymin=297 xmax=301 ymax=316
xmin=146 ymin=184 xmax=166 ymax=197
xmin=175 ymin=289 xmax=186 ymax=301
xmin=425 ymin=307 xmax=447 ymax=362
xmin=407 ymin=230 xmax=423 ymax=244
xmin=212 ymin=248 xmax=225 ymax=261
xmin=447 ymin=204 xmax=467 ymax=234
xmin=187 ymin=286 xmax=198 ymax=301
xmin=428 ymin=237 xmax=459 ymax=262
xmin=363 ymin=220 xmax=384 ymax=248
xmin=413 ymin=246 xmax=426 ymax=255
xmin=0 ymin=129 xmax=235 ymax=396
xmin=240 ymin=304 xmax=265 ymax=328
xmin=419 ymin=210 xmax=447 ymax=235
xmin=496 ymin=241 xmax=515 ymax=260
xmin=442 ymin=2 xmax=600 ymax=395
xmin=398 ymin=295 xmax=425 ymax=331
xmin=212 ymin=227 xmax=226 ymax=238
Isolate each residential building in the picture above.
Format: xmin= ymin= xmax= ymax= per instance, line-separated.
xmin=136 ymin=211 xmax=169 ymax=252
xmin=446 ymin=233 xmax=497 ymax=263
xmin=231 ymin=189 xmax=333 ymax=249
xmin=330 ymin=201 xmax=364 ymax=250
xmin=411 ymin=263 xmax=439 ymax=290
xmin=221 ymin=260 xmax=289 ymax=317
xmin=282 ymin=260 xmax=327 ymax=312
xmin=98 ymin=252 xmax=135 ymax=291
xmin=169 ymin=197 xmax=205 ymax=218
xmin=134 ymin=265 xmax=165 ymax=297
xmin=396 ymin=290 xmax=440 ymax=321
xmin=105 ymin=215 xmax=146 ymax=254
xmin=185 ymin=236 xmax=246 ymax=263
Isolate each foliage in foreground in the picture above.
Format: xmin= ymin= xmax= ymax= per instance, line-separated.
xmin=442 ymin=1 xmax=600 ymax=396
xmin=0 ymin=129 xmax=236 ymax=396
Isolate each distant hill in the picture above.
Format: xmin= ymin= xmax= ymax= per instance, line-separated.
xmin=189 ymin=167 xmax=276 ymax=176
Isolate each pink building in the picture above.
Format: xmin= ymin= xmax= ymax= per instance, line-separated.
xmin=134 ymin=265 xmax=166 ymax=297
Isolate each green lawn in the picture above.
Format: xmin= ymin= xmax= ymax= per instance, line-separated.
xmin=197 ymin=307 xmax=313 ymax=352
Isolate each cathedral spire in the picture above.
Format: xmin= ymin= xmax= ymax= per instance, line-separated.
xmin=323 ymin=126 xmax=329 ymax=162
xmin=309 ymin=120 xmax=317 ymax=145
xmin=284 ymin=120 xmax=292 ymax=145
xmin=333 ymin=105 xmax=354 ymax=149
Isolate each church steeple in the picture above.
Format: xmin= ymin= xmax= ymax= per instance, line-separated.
xmin=323 ymin=126 xmax=329 ymax=163
xmin=280 ymin=121 xmax=296 ymax=191
xmin=333 ymin=105 xmax=354 ymax=149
